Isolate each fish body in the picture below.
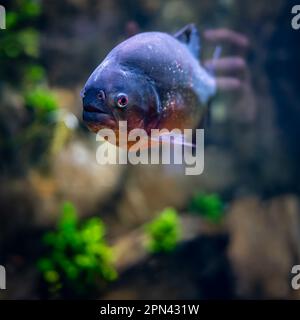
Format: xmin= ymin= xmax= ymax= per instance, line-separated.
xmin=81 ymin=24 xmax=216 ymax=146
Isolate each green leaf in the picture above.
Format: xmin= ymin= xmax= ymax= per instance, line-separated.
xmin=44 ymin=270 xmax=60 ymax=284
xmin=189 ymin=192 xmax=224 ymax=223
xmin=25 ymin=87 xmax=58 ymax=113
xmin=144 ymin=207 xmax=181 ymax=253
xmin=38 ymin=201 xmax=118 ymax=296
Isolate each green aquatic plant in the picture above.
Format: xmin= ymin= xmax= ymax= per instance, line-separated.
xmin=0 ymin=0 xmax=42 ymax=86
xmin=0 ymin=0 xmax=61 ymax=174
xmin=189 ymin=192 xmax=224 ymax=223
xmin=37 ymin=202 xmax=117 ymax=297
xmin=25 ymin=87 xmax=58 ymax=114
xmin=144 ymin=207 xmax=181 ymax=253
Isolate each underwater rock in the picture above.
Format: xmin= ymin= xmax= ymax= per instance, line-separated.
xmin=29 ymin=140 xmax=124 ymax=225
xmin=112 ymin=145 xmax=238 ymax=230
xmin=114 ymin=165 xmax=196 ymax=228
xmin=226 ymin=195 xmax=300 ymax=299
xmin=112 ymin=214 xmax=221 ymax=272
xmin=103 ymin=232 xmax=234 ymax=299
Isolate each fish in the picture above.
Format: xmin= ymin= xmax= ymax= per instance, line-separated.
xmin=81 ymin=24 xmax=216 ymax=148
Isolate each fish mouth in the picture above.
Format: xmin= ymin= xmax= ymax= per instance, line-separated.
xmin=83 ymin=105 xmax=106 ymax=113
xmin=83 ymin=106 xmax=117 ymax=132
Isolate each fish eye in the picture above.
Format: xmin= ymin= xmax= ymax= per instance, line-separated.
xmin=116 ymin=93 xmax=129 ymax=108
xmin=97 ymin=90 xmax=106 ymax=101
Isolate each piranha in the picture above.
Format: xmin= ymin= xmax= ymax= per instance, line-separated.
xmin=81 ymin=24 xmax=216 ymax=147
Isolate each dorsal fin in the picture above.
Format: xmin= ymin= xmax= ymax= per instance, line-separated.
xmin=173 ymin=23 xmax=200 ymax=59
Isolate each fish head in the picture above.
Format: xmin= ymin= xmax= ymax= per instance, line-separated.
xmin=81 ymin=63 xmax=161 ymax=137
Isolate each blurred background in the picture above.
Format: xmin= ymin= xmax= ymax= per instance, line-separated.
xmin=0 ymin=0 xmax=300 ymax=299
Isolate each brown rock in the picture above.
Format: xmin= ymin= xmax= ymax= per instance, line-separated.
xmin=227 ymin=195 xmax=300 ymax=298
